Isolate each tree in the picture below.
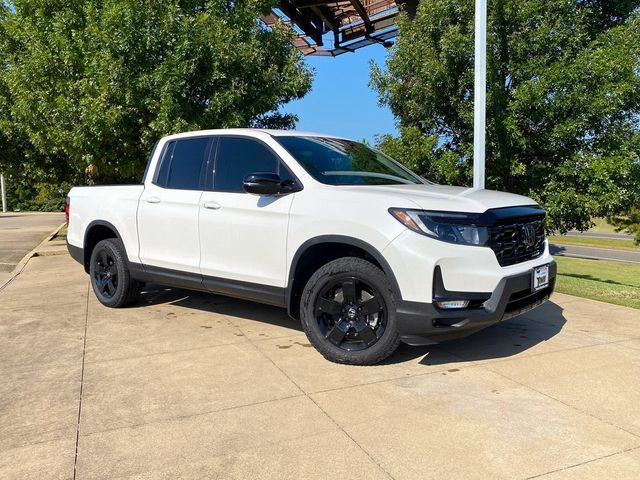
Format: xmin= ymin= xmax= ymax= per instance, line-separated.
xmin=609 ymin=206 xmax=640 ymax=244
xmin=372 ymin=1 xmax=640 ymax=233
xmin=0 ymin=0 xmax=312 ymax=184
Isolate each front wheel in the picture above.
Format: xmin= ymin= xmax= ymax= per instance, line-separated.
xmin=89 ymin=238 xmax=142 ymax=308
xmin=300 ymin=257 xmax=401 ymax=365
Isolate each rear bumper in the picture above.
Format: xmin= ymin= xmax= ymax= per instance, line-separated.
xmin=67 ymin=240 xmax=85 ymax=269
xmin=397 ymin=261 xmax=557 ymax=345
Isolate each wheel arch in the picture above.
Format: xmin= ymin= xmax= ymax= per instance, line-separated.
xmin=83 ymin=220 xmax=123 ymax=273
xmin=286 ymin=235 xmax=401 ymax=320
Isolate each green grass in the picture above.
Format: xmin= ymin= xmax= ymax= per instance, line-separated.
xmin=587 ymin=217 xmax=620 ymax=235
xmin=54 ymin=224 xmax=67 ymax=240
xmin=549 ymin=235 xmax=639 ymax=251
xmin=554 ymin=256 xmax=640 ymax=309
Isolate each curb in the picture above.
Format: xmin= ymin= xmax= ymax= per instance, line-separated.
xmin=0 ymin=222 xmax=67 ymax=293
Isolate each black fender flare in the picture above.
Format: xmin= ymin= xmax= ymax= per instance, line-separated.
xmin=82 ymin=220 xmax=124 ymax=271
xmin=286 ymin=235 xmax=403 ymax=314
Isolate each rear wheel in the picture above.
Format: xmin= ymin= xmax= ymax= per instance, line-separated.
xmin=89 ymin=238 xmax=141 ymax=308
xmin=300 ymin=257 xmax=401 ymax=365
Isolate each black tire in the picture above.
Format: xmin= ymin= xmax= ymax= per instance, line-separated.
xmin=89 ymin=238 xmax=142 ymax=308
xmin=300 ymin=257 xmax=401 ymax=365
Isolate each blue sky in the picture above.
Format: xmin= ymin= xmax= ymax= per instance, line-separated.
xmin=282 ymin=44 xmax=398 ymax=143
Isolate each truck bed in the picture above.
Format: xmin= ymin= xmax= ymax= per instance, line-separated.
xmin=67 ymin=185 xmax=145 ymax=264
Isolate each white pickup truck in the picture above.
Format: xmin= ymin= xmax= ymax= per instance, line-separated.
xmin=67 ymin=128 xmax=556 ymax=365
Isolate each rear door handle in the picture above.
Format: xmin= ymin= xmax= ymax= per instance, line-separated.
xmin=145 ymin=196 xmax=161 ymax=204
xmin=202 ymin=201 xmax=221 ymax=210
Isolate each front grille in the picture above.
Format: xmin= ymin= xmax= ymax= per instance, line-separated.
xmin=489 ymin=218 xmax=546 ymax=267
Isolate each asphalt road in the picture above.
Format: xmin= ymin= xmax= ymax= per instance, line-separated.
xmin=566 ymin=231 xmax=634 ymax=240
xmin=0 ymin=212 xmax=65 ymax=283
xmin=550 ymin=243 xmax=640 ymax=264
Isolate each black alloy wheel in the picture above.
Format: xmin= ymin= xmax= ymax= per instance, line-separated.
xmin=315 ymin=276 xmax=386 ymax=351
xmin=300 ymin=257 xmax=401 ymax=365
xmin=93 ymin=249 xmax=119 ymax=299
xmin=89 ymin=238 xmax=142 ymax=308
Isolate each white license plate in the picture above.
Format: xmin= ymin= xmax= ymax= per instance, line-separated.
xmin=532 ymin=264 xmax=550 ymax=292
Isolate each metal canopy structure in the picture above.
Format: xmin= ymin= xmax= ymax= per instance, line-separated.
xmin=264 ymin=0 xmax=418 ymax=56
xmin=268 ymin=0 xmax=487 ymax=189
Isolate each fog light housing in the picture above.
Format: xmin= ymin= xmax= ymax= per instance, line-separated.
xmin=435 ymin=300 xmax=470 ymax=310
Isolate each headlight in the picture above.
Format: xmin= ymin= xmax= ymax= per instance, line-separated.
xmin=389 ymin=208 xmax=489 ymax=246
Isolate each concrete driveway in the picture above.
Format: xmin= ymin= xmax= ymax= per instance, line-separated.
xmin=2 ymin=249 xmax=640 ymax=479
xmin=0 ymin=212 xmax=65 ymax=284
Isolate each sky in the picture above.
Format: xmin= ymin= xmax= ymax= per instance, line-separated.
xmin=282 ymin=44 xmax=398 ymax=143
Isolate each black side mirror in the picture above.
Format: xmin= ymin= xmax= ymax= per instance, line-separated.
xmin=243 ymin=172 xmax=300 ymax=196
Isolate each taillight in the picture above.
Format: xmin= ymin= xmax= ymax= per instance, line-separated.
xmin=65 ymin=196 xmax=70 ymax=224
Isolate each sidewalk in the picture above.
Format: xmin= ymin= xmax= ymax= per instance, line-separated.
xmin=1 ymin=246 xmax=640 ymax=479
xmin=0 ymin=212 xmax=65 ymax=285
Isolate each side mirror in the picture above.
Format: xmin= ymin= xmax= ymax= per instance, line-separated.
xmin=243 ymin=172 xmax=300 ymax=196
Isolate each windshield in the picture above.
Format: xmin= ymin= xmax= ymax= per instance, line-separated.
xmin=275 ymin=136 xmax=427 ymax=186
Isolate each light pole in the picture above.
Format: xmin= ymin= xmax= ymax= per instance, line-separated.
xmin=473 ymin=0 xmax=487 ymax=189
xmin=0 ymin=174 xmax=6 ymax=213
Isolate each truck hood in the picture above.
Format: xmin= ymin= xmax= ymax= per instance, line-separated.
xmin=337 ymin=184 xmax=538 ymax=213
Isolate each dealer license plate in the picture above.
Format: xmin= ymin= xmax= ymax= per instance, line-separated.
xmin=532 ymin=264 xmax=550 ymax=292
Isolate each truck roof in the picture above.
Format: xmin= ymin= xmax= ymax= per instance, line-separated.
xmin=161 ymin=128 xmax=347 ymax=142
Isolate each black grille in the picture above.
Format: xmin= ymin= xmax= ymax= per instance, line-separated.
xmin=489 ymin=218 xmax=546 ymax=267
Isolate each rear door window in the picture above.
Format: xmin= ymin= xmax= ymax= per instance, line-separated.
xmin=155 ymin=137 xmax=212 ymax=190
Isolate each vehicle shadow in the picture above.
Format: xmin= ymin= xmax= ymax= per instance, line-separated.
xmin=383 ymin=301 xmax=567 ymax=366
xmin=138 ymin=284 xmax=303 ymax=333
xmin=137 ymin=284 xmax=566 ymax=366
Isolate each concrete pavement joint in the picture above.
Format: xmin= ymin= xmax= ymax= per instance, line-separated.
xmin=213 ymin=307 xmax=397 ymax=480
xmin=523 ymin=314 xmax=640 ymax=346
xmin=72 ymin=326 xmax=305 ymax=366
xmin=78 ymin=393 xmax=308 ymax=439
xmin=81 ymin=336 xmax=252 ymax=366
xmin=300 ymin=396 xmax=397 ymax=480
xmin=309 ymin=367 xmax=459 ymax=396
xmin=445 ymin=336 xmax=611 ymax=368
xmin=308 ymin=355 xmax=483 ymax=396
xmin=479 ymin=360 xmax=640 ymax=441
xmin=79 ymin=330 xmax=307 ymax=366
xmin=614 ymin=341 xmax=640 ymax=354
xmin=525 ymin=445 xmax=640 ymax=479
xmin=72 ymin=281 xmax=90 ymax=480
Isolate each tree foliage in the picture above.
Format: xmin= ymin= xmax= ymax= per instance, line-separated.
xmin=372 ymin=0 xmax=640 ymax=232
xmin=0 ymin=0 xmax=312 ymax=184
xmin=609 ymin=207 xmax=640 ymax=244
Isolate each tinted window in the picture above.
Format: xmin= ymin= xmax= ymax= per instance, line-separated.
xmin=275 ymin=136 xmax=425 ymax=186
xmin=154 ymin=142 xmax=175 ymax=187
xmin=158 ymin=137 xmax=210 ymax=190
xmin=214 ymin=137 xmax=286 ymax=192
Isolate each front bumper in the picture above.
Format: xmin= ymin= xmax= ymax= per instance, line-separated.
xmin=397 ymin=261 xmax=557 ymax=345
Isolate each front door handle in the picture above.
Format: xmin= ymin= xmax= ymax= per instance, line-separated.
xmin=202 ymin=201 xmax=221 ymax=210
xmin=145 ymin=196 xmax=161 ymax=204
